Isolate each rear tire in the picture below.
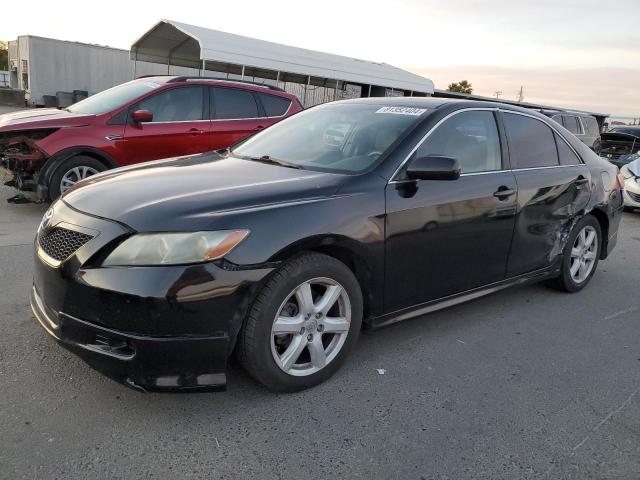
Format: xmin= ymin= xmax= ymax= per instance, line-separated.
xmin=48 ymin=155 xmax=106 ymax=200
xmin=238 ymin=252 xmax=363 ymax=392
xmin=546 ymin=215 xmax=601 ymax=293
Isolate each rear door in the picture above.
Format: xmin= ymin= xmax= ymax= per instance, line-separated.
xmin=502 ymin=111 xmax=592 ymax=276
xmin=123 ymin=86 xmax=209 ymax=164
xmin=209 ymin=87 xmax=265 ymax=149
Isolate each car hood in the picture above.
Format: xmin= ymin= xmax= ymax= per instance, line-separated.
xmin=0 ymin=108 xmax=95 ymax=131
xmin=62 ymin=152 xmax=345 ymax=231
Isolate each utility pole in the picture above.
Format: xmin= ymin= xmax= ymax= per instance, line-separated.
xmin=494 ymin=91 xmax=502 ymax=99
xmin=516 ymin=86 xmax=525 ymax=103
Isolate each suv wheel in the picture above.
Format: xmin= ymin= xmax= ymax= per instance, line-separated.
xmin=238 ymin=253 xmax=363 ymax=392
xmin=49 ymin=155 xmax=106 ymax=200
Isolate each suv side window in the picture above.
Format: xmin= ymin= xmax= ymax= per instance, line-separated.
xmin=416 ymin=110 xmax=502 ymax=174
xmin=555 ymin=133 xmax=581 ymax=166
xmin=257 ymin=93 xmax=291 ymax=117
xmin=562 ymin=115 xmax=583 ymax=135
xmin=134 ymin=86 xmax=205 ymax=122
xmin=211 ymin=87 xmax=259 ymax=119
xmin=583 ymin=117 xmax=599 ymax=136
xmin=503 ymin=113 xmax=559 ymax=169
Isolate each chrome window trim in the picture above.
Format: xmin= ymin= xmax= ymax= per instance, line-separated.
xmin=388 ymin=107 xmax=586 ymax=183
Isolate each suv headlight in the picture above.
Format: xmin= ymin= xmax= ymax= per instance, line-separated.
xmin=102 ymin=230 xmax=249 ymax=266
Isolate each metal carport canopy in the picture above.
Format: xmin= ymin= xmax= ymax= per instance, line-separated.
xmin=131 ymin=19 xmax=435 ymax=94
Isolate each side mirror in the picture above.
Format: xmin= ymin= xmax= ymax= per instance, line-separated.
xmin=406 ymin=155 xmax=461 ymax=181
xmin=131 ymin=109 xmax=153 ymax=123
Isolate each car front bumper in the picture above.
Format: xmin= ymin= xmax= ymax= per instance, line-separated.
xmin=31 ymin=200 xmax=275 ymax=392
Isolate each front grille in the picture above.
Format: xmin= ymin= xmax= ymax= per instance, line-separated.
xmin=38 ymin=227 xmax=93 ymax=261
xmin=628 ymin=191 xmax=640 ymax=202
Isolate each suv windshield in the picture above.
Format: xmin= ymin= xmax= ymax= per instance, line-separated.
xmin=232 ymin=103 xmax=427 ymax=174
xmin=67 ymin=80 xmax=162 ymax=115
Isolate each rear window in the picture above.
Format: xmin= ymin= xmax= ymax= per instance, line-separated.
xmin=562 ymin=115 xmax=582 ymax=135
xmin=211 ymin=87 xmax=259 ymax=120
xmin=503 ymin=113 xmax=559 ymax=169
xmin=555 ymin=133 xmax=581 ymax=166
xmin=258 ymin=93 xmax=291 ymax=117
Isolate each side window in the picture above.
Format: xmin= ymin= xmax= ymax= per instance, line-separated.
xmin=551 ymin=114 xmax=563 ymax=125
xmin=211 ymin=87 xmax=259 ymax=119
xmin=134 ymin=87 xmax=204 ymax=122
xmin=503 ymin=113 xmax=559 ymax=169
xmin=555 ymin=134 xmax=581 ymax=166
xmin=416 ymin=111 xmax=502 ymax=174
xmin=584 ymin=117 xmax=599 ymax=136
xmin=562 ymin=115 xmax=580 ymax=134
xmin=258 ymin=93 xmax=291 ymax=117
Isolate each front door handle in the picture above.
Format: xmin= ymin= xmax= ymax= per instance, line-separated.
xmin=493 ymin=186 xmax=516 ymax=200
xmin=188 ymin=128 xmax=204 ymax=135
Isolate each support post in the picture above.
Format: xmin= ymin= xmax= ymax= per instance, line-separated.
xmin=368 ymin=85 xmax=372 ymax=97
xmin=303 ymin=75 xmax=310 ymax=107
xmin=241 ymin=65 xmax=245 ymax=80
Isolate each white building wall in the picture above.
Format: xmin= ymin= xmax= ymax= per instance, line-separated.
xmin=10 ymin=36 xmax=200 ymax=106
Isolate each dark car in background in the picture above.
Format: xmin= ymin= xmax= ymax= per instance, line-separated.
xmin=0 ymin=76 xmax=302 ymax=200
xmin=542 ymin=110 xmax=601 ymax=149
xmin=597 ymin=126 xmax=640 ymax=169
xmin=31 ymin=98 xmax=623 ymax=393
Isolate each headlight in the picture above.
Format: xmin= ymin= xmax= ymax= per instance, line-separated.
xmin=102 ymin=230 xmax=249 ymax=266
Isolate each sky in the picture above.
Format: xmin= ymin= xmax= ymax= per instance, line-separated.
xmin=3 ymin=0 xmax=639 ymax=116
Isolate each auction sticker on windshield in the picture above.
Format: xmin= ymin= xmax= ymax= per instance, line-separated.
xmin=376 ymin=106 xmax=427 ymax=116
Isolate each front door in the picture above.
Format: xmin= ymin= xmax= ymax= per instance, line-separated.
xmin=501 ymin=111 xmax=592 ymax=276
xmin=384 ymin=109 xmax=518 ymax=313
xmin=123 ymin=86 xmax=210 ymax=165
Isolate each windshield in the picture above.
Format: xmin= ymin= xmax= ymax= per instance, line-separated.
xmin=67 ymin=80 xmax=162 ymax=115
xmin=232 ymin=103 xmax=427 ymax=174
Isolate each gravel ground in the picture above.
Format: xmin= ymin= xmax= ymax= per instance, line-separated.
xmin=0 ymin=182 xmax=639 ymax=480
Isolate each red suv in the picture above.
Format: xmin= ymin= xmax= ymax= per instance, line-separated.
xmin=0 ymin=76 xmax=302 ymax=200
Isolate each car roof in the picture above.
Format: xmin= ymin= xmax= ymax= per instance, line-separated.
xmin=133 ymin=75 xmax=295 ymax=98
xmin=335 ymin=96 xmax=549 ymax=115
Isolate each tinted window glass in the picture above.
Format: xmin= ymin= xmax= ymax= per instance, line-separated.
xmin=212 ymin=88 xmax=259 ymax=119
xmin=258 ymin=93 xmax=291 ymax=117
xmin=135 ymin=86 xmax=204 ymax=122
xmin=417 ymin=111 xmax=501 ymax=173
xmin=562 ymin=115 xmax=580 ymax=134
xmin=555 ymin=133 xmax=581 ymax=165
xmin=584 ymin=117 xmax=599 ymax=136
xmin=503 ymin=113 xmax=559 ymax=168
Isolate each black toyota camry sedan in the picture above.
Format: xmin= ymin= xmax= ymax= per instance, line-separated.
xmin=31 ymin=98 xmax=623 ymax=392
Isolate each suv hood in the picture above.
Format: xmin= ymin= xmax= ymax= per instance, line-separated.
xmin=0 ymin=108 xmax=95 ymax=131
xmin=63 ymin=152 xmax=345 ymax=231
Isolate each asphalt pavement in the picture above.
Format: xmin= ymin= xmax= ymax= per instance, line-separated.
xmin=0 ymin=182 xmax=639 ymax=479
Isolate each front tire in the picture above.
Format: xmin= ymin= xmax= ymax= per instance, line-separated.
xmin=48 ymin=155 xmax=106 ymax=200
xmin=547 ymin=215 xmax=601 ymax=293
xmin=238 ymin=253 xmax=363 ymax=392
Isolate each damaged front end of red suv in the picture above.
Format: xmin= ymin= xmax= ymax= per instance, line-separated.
xmin=0 ymin=129 xmax=56 ymax=192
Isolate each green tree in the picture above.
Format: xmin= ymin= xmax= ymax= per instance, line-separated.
xmin=447 ymin=80 xmax=473 ymax=94
xmin=0 ymin=41 xmax=8 ymax=70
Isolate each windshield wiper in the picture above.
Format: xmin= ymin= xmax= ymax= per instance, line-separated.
xmin=247 ymin=155 xmax=302 ymax=169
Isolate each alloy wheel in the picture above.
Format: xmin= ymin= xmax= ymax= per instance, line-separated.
xmin=60 ymin=166 xmax=100 ymax=193
xmin=569 ymin=225 xmax=598 ymax=284
xmin=270 ymin=277 xmax=351 ymax=376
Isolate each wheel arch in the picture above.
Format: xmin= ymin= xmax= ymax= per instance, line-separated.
xmin=268 ymin=235 xmax=377 ymax=322
xmin=38 ymin=146 xmax=118 ymax=199
xmin=588 ymin=207 xmax=610 ymax=259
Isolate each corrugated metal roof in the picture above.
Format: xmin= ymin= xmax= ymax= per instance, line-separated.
xmin=131 ymin=20 xmax=434 ymax=94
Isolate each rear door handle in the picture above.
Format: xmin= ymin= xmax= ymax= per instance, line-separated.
xmin=256 ymin=125 xmax=265 ymax=130
xmin=493 ymin=186 xmax=516 ymax=200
